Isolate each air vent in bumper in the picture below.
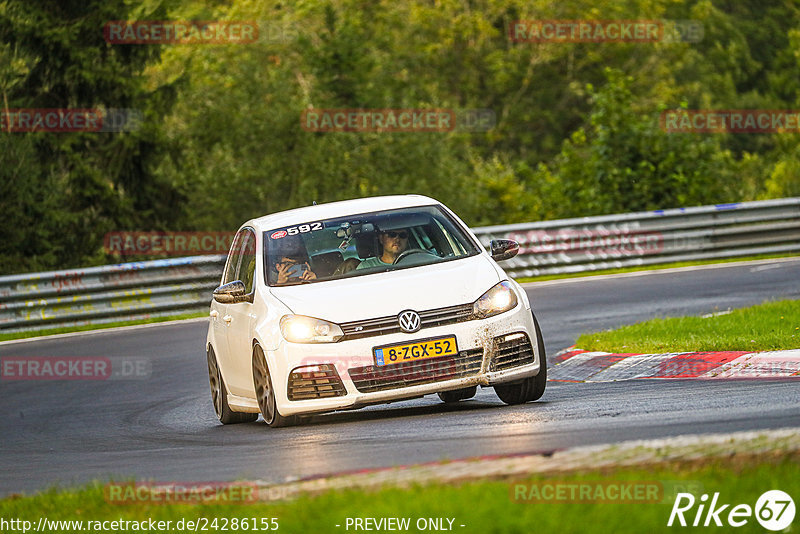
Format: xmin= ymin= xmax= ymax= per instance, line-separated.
xmin=490 ymin=332 xmax=535 ymax=371
xmin=287 ymin=364 xmax=347 ymax=400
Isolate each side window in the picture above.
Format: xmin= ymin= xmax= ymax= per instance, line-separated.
xmin=238 ymin=230 xmax=256 ymax=294
xmin=433 ymin=218 xmax=466 ymax=256
xmin=221 ymin=228 xmax=256 ymax=292
xmin=222 ymin=230 xmax=246 ymax=285
xmin=413 ymin=226 xmax=435 ymax=251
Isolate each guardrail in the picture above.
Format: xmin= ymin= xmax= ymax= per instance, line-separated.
xmin=0 ymin=256 xmax=225 ymax=333
xmin=472 ymin=197 xmax=800 ymax=278
xmin=1 ymin=198 xmax=798 ymax=333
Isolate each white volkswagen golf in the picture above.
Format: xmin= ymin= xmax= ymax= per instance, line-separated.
xmin=206 ymin=195 xmax=546 ymax=427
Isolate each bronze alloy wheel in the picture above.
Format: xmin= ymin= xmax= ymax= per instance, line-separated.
xmin=207 ymin=346 xmax=257 ymax=424
xmin=252 ymin=345 xmax=296 ymax=427
xmin=207 ymin=347 xmax=223 ymax=417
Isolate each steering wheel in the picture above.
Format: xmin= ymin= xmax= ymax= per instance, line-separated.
xmin=392 ymin=248 xmax=437 ymax=265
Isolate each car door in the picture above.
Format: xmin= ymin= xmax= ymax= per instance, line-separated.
xmin=212 ymin=229 xmax=246 ymax=392
xmin=223 ymin=228 xmax=258 ymax=397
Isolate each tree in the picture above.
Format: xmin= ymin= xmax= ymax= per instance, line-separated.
xmin=0 ymin=0 xmax=183 ymax=273
xmin=534 ymin=68 xmax=740 ymax=217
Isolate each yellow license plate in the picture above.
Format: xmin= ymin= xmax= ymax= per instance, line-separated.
xmin=373 ymin=336 xmax=459 ymax=366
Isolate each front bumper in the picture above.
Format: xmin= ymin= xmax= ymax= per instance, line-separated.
xmin=263 ymin=303 xmax=541 ymax=416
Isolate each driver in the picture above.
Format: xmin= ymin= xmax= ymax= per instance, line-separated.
xmin=356 ymin=228 xmax=409 ymax=269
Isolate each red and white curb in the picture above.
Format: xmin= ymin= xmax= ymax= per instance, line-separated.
xmin=551 ymin=348 xmax=800 ymax=382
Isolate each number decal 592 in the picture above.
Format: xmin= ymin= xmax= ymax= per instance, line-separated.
xmin=286 ymin=222 xmax=323 ymax=235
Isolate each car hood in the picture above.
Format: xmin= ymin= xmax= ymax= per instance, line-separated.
xmin=269 ymin=254 xmax=502 ymax=323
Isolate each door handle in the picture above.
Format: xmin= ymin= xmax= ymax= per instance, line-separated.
xmin=222 ymin=315 xmax=233 ymax=324
xmin=210 ymin=310 xmax=219 ymax=319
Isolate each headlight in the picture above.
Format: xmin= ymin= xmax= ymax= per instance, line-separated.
xmin=473 ymin=281 xmax=518 ymax=319
xmin=280 ymin=315 xmax=344 ymax=343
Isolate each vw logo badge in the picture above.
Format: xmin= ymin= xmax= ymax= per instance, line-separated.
xmin=398 ymin=310 xmax=421 ymax=333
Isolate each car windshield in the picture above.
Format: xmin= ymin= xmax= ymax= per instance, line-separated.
xmin=264 ymin=205 xmax=481 ymax=286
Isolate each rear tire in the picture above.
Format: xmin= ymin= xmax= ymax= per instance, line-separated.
xmin=252 ymin=344 xmax=297 ymax=428
xmin=494 ymin=312 xmax=547 ymax=405
xmin=207 ymin=346 xmax=258 ymax=424
xmin=437 ymin=386 xmax=477 ymax=403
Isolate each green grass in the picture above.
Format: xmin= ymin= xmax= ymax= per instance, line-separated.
xmin=575 ymin=299 xmax=800 ymax=353
xmin=1 ymin=455 xmax=796 ymax=534
xmin=515 ymin=253 xmax=798 ymax=283
xmin=0 ymin=312 xmax=207 ymax=343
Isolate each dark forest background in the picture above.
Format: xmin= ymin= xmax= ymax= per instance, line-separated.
xmin=1 ymin=0 xmax=799 ymax=274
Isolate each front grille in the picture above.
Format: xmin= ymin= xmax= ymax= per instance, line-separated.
xmin=339 ymin=303 xmax=474 ymax=341
xmin=287 ymin=364 xmax=347 ymax=400
xmin=348 ymin=348 xmax=483 ymax=393
xmin=490 ymin=332 xmax=535 ymax=371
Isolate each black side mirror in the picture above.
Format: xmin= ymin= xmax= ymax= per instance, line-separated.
xmin=490 ymin=239 xmax=519 ymax=261
xmin=213 ymin=280 xmax=251 ymax=304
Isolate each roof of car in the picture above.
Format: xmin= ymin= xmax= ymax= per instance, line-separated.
xmin=244 ymin=195 xmax=442 ymax=231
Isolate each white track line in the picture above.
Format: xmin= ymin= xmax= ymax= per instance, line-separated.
xmin=522 ymin=256 xmax=800 ymax=287
xmin=0 ymin=317 xmax=209 ymax=346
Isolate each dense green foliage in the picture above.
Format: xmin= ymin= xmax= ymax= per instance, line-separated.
xmin=1 ymin=0 xmax=799 ymax=273
xmin=1 ymin=0 xmax=183 ymax=273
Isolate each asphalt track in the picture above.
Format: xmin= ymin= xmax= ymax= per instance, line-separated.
xmin=1 ymin=258 xmax=799 ymax=496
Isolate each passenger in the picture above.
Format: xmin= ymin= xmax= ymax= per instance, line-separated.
xmin=356 ymin=228 xmax=409 ymax=269
xmin=269 ymin=236 xmax=317 ymax=284
xmin=274 ymin=254 xmax=317 ymax=284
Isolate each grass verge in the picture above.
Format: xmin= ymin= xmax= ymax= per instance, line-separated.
xmin=1 ymin=454 xmax=796 ymax=534
xmin=575 ymin=299 xmax=800 ymax=353
xmin=0 ymin=312 xmax=207 ymax=343
xmin=515 ymin=253 xmax=798 ymax=283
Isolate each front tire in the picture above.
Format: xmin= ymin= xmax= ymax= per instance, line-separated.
xmin=252 ymin=345 xmax=296 ymax=428
xmin=207 ymin=346 xmax=257 ymax=424
xmin=494 ymin=313 xmax=547 ymax=405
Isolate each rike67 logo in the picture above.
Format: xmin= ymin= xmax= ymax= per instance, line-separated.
xmin=668 ymin=490 xmax=795 ymax=530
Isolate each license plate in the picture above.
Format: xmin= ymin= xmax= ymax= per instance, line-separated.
xmin=373 ymin=336 xmax=458 ymax=366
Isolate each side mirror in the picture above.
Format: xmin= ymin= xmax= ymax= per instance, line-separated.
xmin=213 ymin=280 xmax=251 ymax=304
xmin=490 ymin=239 xmax=519 ymax=261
